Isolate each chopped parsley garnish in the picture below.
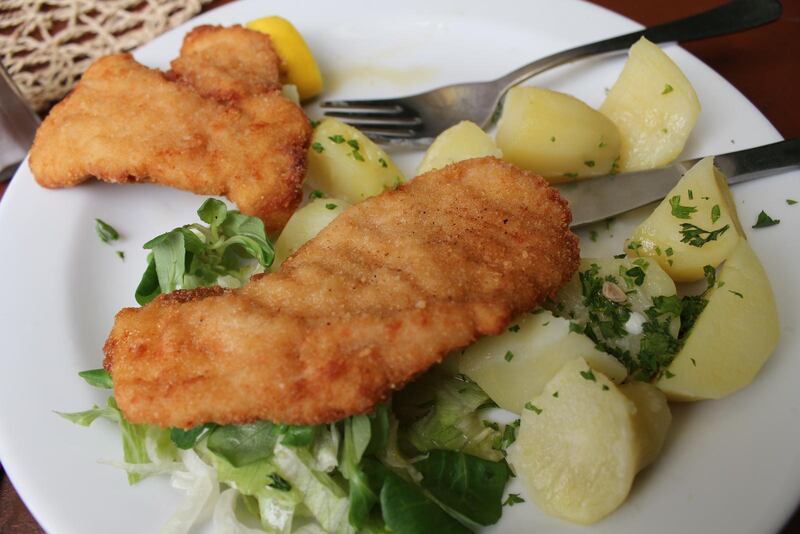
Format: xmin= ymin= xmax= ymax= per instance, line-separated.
xmin=482 ymin=420 xmax=500 ymax=431
xmin=711 ymin=204 xmax=721 ymax=223
xmin=580 ymin=369 xmax=596 ymax=382
xmin=563 ymin=172 xmax=578 ymax=179
xmin=504 ymin=350 xmax=515 ymax=362
xmin=552 ymin=391 xmax=559 ymax=398
xmin=787 ymin=199 xmax=797 ymax=205
xmin=116 ymin=250 xmax=125 ymax=261
xmin=669 ymin=195 xmax=697 ymax=219
xmin=690 ymin=358 xmax=697 ymax=367
xmin=679 ymin=223 xmax=730 ymax=247
xmin=728 ymin=290 xmax=744 ymax=298
xmin=598 ymin=138 xmax=606 ymax=148
xmin=328 ymin=135 xmax=345 ymax=144
xmin=664 ymin=370 xmax=676 ymax=379
xmin=550 ymin=136 xmax=556 ymax=142
xmin=651 ymin=295 xmax=682 ymax=317
xmin=568 ymin=321 xmax=585 ymax=334
xmin=665 ymin=247 xmax=674 ymax=257
xmin=95 ymin=219 xmax=119 ymax=243
xmin=267 ymin=473 xmax=292 ymax=491
xmin=679 ymin=295 xmax=707 ymax=339
xmin=325 ymin=203 xmax=338 ymax=210
xmin=498 ymin=420 xmax=520 ymax=451
xmin=623 ymin=266 xmax=646 ymax=287
xmin=614 ymin=253 xmax=627 ymax=259
xmin=352 ymin=150 xmax=365 ymax=162
xmin=503 ymin=493 xmax=525 ymax=507
xmin=584 ymin=160 xmax=596 ymax=168
xmin=610 ymin=156 xmax=621 ymax=175
xmin=310 ymin=119 xmax=320 ymax=129
xmin=590 ymin=230 xmax=598 ymax=242
xmin=508 ymin=324 xmax=520 ymax=333
xmin=688 ymin=190 xmax=694 ymax=200
xmin=378 ymin=157 xmax=388 ymax=168
xmin=662 ymin=83 xmax=674 ymax=94
xmin=602 ymin=384 xmax=610 ymax=391
xmin=524 ymin=402 xmax=542 ymax=414
xmin=311 ymin=142 xmax=324 ymax=153
xmin=752 ymin=210 xmax=780 ymax=228
xmin=347 ymin=139 xmax=360 ymax=150
xmin=309 ymin=189 xmax=324 ymax=200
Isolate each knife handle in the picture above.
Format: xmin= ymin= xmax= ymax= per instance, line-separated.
xmin=707 ymin=138 xmax=800 ymax=185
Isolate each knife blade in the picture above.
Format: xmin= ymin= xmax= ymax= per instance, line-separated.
xmin=557 ymin=138 xmax=800 ymax=228
xmin=0 ymin=62 xmax=40 ymax=182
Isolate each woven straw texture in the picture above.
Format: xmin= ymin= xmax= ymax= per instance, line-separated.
xmin=0 ymin=0 xmax=212 ymax=111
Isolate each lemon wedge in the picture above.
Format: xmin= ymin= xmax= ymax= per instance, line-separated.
xmin=246 ymin=16 xmax=323 ymax=101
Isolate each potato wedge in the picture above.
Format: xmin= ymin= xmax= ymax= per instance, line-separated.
xmin=510 ymin=358 xmax=638 ymax=525
xmin=417 ymin=121 xmax=502 ymax=174
xmin=619 ymin=382 xmax=671 ymax=469
xmin=272 ymin=197 xmax=351 ymax=269
xmin=455 ymin=310 xmax=626 ymax=413
xmin=656 ymin=240 xmax=779 ymax=400
xmin=600 ymin=37 xmax=700 ymax=171
xmin=496 ymin=87 xmax=621 ymax=181
xmin=550 ymin=258 xmax=680 ymax=380
xmin=626 ymin=157 xmax=742 ymax=282
xmin=307 ymin=118 xmax=404 ymax=204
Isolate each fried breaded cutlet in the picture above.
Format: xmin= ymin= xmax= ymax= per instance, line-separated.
xmin=104 ymin=157 xmax=580 ymax=428
xmin=167 ymin=24 xmax=283 ymax=100
xmin=28 ymin=25 xmax=311 ymax=232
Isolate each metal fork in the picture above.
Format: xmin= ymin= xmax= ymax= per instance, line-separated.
xmin=321 ymin=0 xmax=782 ymax=146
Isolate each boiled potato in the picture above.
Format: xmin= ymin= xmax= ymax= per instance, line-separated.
xmin=600 ymin=37 xmax=700 ymax=171
xmin=510 ymin=358 xmax=639 ymax=525
xmin=626 ymin=157 xmax=742 ymax=282
xmin=455 ymin=310 xmax=626 ymax=413
xmin=416 ymin=120 xmax=502 ymax=174
xmin=656 ymin=240 xmax=779 ymax=400
xmin=272 ymin=197 xmax=351 ymax=269
xmin=307 ymin=118 xmax=405 ymax=204
xmin=550 ymin=258 xmax=679 ymax=379
xmin=619 ymin=382 xmax=671 ymax=469
xmin=246 ymin=16 xmax=323 ymax=101
xmin=496 ymin=87 xmax=621 ymax=181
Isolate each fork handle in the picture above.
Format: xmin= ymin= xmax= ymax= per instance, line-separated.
xmin=496 ymin=0 xmax=782 ymax=91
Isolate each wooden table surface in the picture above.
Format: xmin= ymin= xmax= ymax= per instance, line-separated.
xmin=1 ymin=0 xmax=798 ymax=532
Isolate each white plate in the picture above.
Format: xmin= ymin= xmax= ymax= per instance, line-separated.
xmin=0 ymin=1 xmax=798 ymax=533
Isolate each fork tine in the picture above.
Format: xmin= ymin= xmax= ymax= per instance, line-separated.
xmin=323 ymin=111 xmax=423 ymax=127
xmin=320 ymin=99 xmax=406 ymax=114
xmin=354 ymin=126 xmax=419 ymax=139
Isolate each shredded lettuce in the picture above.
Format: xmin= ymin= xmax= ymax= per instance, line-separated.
xmin=272 ymin=444 xmax=354 ymax=534
xmin=159 ymin=448 xmax=220 ymax=533
xmin=213 ymin=488 xmax=266 ymax=534
xmin=395 ymin=372 xmax=503 ymax=462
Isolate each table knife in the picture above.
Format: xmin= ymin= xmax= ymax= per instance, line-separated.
xmin=558 ymin=138 xmax=800 ymax=228
xmin=0 ymin=63 xmax=40 ymax=182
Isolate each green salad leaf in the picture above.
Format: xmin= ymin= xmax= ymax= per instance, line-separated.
xmin=134 ymin=199 xmax=274 ymax=305
xmin=416 ymin=450 xmax=508 ymax=526
xmin=380 ymin=471 xmax=472 ymax=534
xmin=206 ymin=421 xmax=282 ymax=467
xmin=78 ymin=369 xmax=113 ymax=389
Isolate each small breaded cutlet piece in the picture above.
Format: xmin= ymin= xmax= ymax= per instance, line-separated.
xmin=104 ymin=157 xmax=580 ymax=428
xmin=29 ymin=54 xmax=310 ymax=232
xmin=167 ymin=24 xmax=283 ymax=101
